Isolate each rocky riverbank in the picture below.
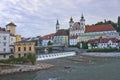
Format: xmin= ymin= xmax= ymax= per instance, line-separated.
xmin=0 ymin=63 xmax=54 ymax=75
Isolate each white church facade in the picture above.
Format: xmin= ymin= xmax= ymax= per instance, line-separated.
xmin=69 ymin=15 xmax=120 ymax=46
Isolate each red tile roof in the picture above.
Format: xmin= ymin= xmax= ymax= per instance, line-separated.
xmin=55 ymin=29 xmax=68 ymax=36
xmin=42 ymin=33 xmax=55 ymax=40
xmin=89 ymin=37 xmax=118 ymax=44
xmin=85 ymin=24 xmax=115 ymax=32
xmin=0 ymin=28 xmax=6 ymax=32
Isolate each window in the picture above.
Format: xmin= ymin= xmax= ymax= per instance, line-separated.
xmin=29 ymin=47 xmax=31 ymax=51
xmin=3 ymin=42 xmax=6 ymax=46
xmin=11 ymin=49 xmax=13 ymax=53
xmin=18 ymin=47 xmax=21 ymax=51
xmin=3 ymin=54 xmax=6 ymax=58
xmin=18 ymin=54 xmax=21 ymax=58
xmin=24 ymin=47 xmax=26 ymax=51
xmin=3 ymin=36 xmax=6 ymax=40
xmin=24 ymin=53 xmax=26 ymax=57
xmin=11 ymin=38 xmax=13 ymax=41
xmin=3 ymin=48 xmax=6 ymax=52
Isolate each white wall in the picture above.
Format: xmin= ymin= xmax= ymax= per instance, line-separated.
xmin=0 ymin=32 xmax=10 ymax=53
xmin=10 ymin=36 xmax=16 ymax=45
xmin=69 ymin=39 xmax=77 ymax=45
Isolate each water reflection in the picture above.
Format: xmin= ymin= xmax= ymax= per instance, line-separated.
xmin=1 ymin=56 xmax=120 ymax=80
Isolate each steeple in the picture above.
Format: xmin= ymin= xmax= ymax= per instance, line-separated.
xmin=69 ymin=17 xmax=74 ymax=23
xmin=56 ymin=19 xmax=60 ymax=32
xmin=80 ymin=14 xmax=85 ymax=33
xmin=56 ymin=19 xmax=60 ymax=25
xmin=80 ymin=14 xmax=85 ymax=21
xmin=69 ymin=17 xmax=74 ymax=29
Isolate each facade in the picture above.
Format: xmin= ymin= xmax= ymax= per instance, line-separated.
xmin=78 ymin=24 xmax=119 ymax=42
xmin=6 ymin=22 xmax=17 ymax=53
xmin=88 ymin=38 xmax=119 ymax=49
xmin=42 ymin=33 xmax=55 ymax=46
xmin=69 ymin=35 xmax=78 ymax=46
xmin=14 ymin=41 xmax=35 ymax=58
xmin=54 ymin=29 xmax=68 ymax=46
xmin=0 ymin=28 xmax=11 ymax=60
xmin=16 ymin=35 xmax=21 ymax=42
xmin=69 ymin=15 xmax=85 ymax=45
xmin=6 ymin=22 xmax=16 ymax=35
xmin=69 ymin=14 xmax=119 ymax=46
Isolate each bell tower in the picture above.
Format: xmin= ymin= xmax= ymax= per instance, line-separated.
xmin=6 ymin=22 xmax=16 ymax=35
xmin=56 ymin=19 xmax=60 ymax=32
xmin=69 ymin=17 xmax=74 ymax=28
xmin=80 ymin=14 xmax=85 ymax=33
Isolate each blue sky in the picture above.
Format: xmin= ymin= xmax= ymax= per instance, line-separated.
xmin=0 ymin=0 xmax=120 ymax=37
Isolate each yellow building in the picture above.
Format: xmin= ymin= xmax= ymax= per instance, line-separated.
xmin=14 ymin=41 xmax=35 ymax=58
xmin=16 ymin=35 xmax=21 ymax=42
xmin=6 ymin=22 xmax=16 ymax=35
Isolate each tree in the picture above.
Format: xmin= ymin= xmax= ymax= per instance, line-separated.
xmin=81 ymin=41 xmax=88 ymax=49
xmin=27 ymin=53 xmax=37 ymax=65
xmin=47 ymin=41 xmax=53 ymax=45
xmin=47 ymin=41 xmax=53 ymax=53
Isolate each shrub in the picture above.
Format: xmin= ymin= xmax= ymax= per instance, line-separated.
xmin=87 ymin=48 xmax=119 ymax=52
xmin=27 ymin=53 xmax=37 ymax=65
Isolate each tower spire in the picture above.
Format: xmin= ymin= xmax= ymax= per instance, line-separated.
xmin=56 ymin=19 xmax=59 ymax=25
xmin=80 ymin=14 xmax=85 ymax=21
xmin=56 ymin=19 xmax=60 ymax=32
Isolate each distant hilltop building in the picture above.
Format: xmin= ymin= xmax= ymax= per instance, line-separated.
xmin=69 ymin=14 xmax=120 ymax=46
xmin=118 ymin=16 xmax=120 ymax=26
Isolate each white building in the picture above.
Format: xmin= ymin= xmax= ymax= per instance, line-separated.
xmin=10 ymin=35 xmax=16 ymax=52
xmin=69 ymin=14 xmax=85 ymax=45
xmin=88 ymin=38 xmax=119 ymax=49
xmin=0 ymin=28 xmax=11 ymax=60
xmin=69 ymin=14 xmax=120 ymax=46
xmin=42 ymin=33 xmax=55 ymax=46
xmin=53 ymin=29 xmax=68 ymax=46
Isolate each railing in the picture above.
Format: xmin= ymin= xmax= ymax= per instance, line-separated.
xmin=37 ymin=52 xmax=76 ymax=61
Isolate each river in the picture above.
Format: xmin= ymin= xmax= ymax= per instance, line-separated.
xmin=1 ymin=55 xmax=120 ymax=80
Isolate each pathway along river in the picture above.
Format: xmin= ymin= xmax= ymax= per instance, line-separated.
xmin=1 ymin=55 xmax=120 ymax=80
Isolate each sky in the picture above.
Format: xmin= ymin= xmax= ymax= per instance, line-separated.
xmin=0 ymin=0 xmax=120 ymax=37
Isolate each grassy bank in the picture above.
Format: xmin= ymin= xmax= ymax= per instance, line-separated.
xmin=87 ymin=48 xmax=120 ymax=52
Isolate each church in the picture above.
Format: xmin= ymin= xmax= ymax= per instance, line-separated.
xmin=69 ymin=14 xmax=120 ymax=46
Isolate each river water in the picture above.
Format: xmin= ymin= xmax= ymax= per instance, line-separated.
xmin=1 ymin=55 xmax=120 ymax=80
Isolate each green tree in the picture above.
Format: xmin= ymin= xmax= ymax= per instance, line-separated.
xmin=47 ymin=41 xmax=53 ymax=53
xmin=27 ymin=53 xmax=37 ymax=65
xmin=81 ymin=41 xmax=88 ymax=49
xmin=47 ymin=41 xmax=53 ymax=45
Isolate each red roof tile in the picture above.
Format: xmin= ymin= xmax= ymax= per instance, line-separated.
xmin=89 ymin=37 xmax=118 ymax=43
xmin=85 ymin=24 xmax=115 ymax=32
xmin=42 ymin=33 xmax=55 ymax=40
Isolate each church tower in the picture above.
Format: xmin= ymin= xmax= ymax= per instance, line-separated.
xmin=69 ymin=17 xmax=74 ymax=28
xmin=6 ymin=22 xmax=16 ymax=35
xmin=56 ymin=20 xmax=60 ymax=32
xmin=80 ymin=14 xmax=85 ymax=33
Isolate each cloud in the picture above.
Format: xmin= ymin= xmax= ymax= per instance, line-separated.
xmin=0 ymin=0 xmax=120 ymax=37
